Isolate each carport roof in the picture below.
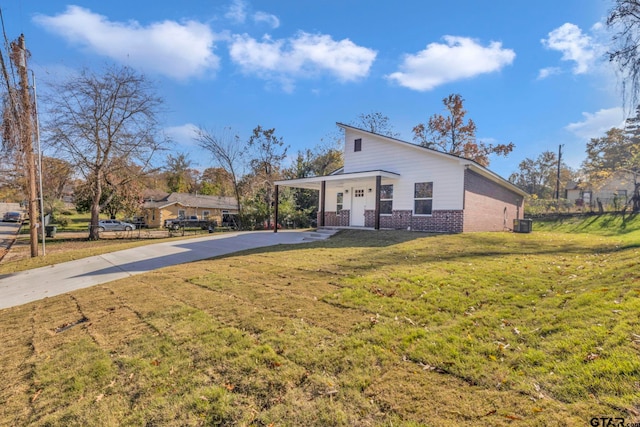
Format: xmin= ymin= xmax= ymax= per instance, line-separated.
xmin=274 ymin=170 xmax=400 ymax=190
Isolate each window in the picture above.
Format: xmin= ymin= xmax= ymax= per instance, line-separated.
xmin=414 ymin=182 xmax=433 ymax=215
xmin=178 ymin=209 xmax=186 ymax=219
xmin=336 ymin=192 xmax=343 ymax=211
xmin=203 ymin=210 xmax=211 ymax=218
xmin=380 ymin=184 xmax=393 ymax=215
xmin=354 ymin=189 xmax=365 ymax=198
xmin=354 ymin=138 xmax=362 ymax=152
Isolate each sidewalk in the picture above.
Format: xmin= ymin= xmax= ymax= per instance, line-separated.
xmin=0 ymin=230 xmax=323 ymax=310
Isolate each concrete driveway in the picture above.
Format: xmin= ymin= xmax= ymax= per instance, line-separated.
xmin=0 ymin=229 xmax=335 ymax=311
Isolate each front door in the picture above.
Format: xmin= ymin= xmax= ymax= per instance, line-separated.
xmin=351 ymin=188 xmax=366 ymax=226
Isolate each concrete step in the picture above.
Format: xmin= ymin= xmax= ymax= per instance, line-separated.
xmin=301 ymin=228 xmax=339 ymax=241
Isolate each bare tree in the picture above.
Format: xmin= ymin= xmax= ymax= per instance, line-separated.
xmin=194 ymin=127 xmax=246 ymax=226
xmin=352 ymin=111 xmax=400 ymax=138
xmin=46 ymin=65 xmax=165 ymax=240
xmin=608 ymin=0 xmax=640 ymax=110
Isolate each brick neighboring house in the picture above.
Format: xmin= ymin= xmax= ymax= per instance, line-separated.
xmin=141 ymin=192 xmax=239 ymax=228
xmin=274 ymin=123 xmax=527 ymax=233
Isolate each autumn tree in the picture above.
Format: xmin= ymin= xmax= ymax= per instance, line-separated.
xmin=46 ymin=65 xmax=166 ymax=239
xmin=195 ymin=127 xmax=246 ymax=225
xmin=412 ymin=93 xmax=514 ymax=166
xmin=509 ymin=151 xmax=574 ymax=199
xmin=199 ymin=167 xmax=235 ymax=196
xmin=352 ymin=112 xmax=399 ymax=138
xmin=41 ymin=156 xmax=74 ymax=215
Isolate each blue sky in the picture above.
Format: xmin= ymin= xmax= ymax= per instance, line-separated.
xmin=2 ymin=0 xmax=622 ymax=178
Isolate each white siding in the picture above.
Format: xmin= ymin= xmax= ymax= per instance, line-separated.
xmin=343 ymin=129 xmax=465 ymax=211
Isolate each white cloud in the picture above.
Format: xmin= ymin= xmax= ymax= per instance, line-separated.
xmin=165 ymin=123 xmax=199 ymax=146
xmin=386 ymin=36 xmax=515 ymax=91
xmin=537 ymin=66 xmax=562 ymax=80
xmin=541 ymin=23 xmax=597 ymax=75
xmin=565 ymin=107 xmax=625 ymax=139
xmin=225 ymin=0 xmax=247 ymax=24
xmin=229 ymin=32 xmax=377 ymax=88
xmin=33 ymin=6 xmax=219 ymax=80
xmin=253 ymin=11 xmax=280 ymax=29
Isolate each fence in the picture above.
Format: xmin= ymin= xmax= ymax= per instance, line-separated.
xmin=525 ymin=196 xmax=633 ymax=215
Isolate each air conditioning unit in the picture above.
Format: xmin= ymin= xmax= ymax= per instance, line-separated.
xmin=513 ymin=219 xmax=533 ymax=233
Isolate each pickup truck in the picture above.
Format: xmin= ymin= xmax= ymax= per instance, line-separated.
xmin=164 ymin=216 xmax=216 ymax=231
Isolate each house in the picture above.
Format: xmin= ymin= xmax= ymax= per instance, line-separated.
xmin=141 ymin=192 xmax=239 ymax=228
xmin=566 ymin=172 xmax=636 ymax=211
xmin=274 ymin=123 xmax=528 ymax=233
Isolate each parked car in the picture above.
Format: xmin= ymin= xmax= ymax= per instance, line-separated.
xmin=2 ymin=211 xmax=22 ymax=222
xmin=90 ymin=219 xmax=136 ymax=232
xmin=125 ymin=216 xmax=147 ymax=228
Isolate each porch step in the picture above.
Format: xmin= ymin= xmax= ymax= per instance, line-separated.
xmin=301 ymin=228 xmax=340 ymax=242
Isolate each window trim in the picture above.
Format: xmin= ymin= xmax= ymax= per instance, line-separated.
xmin=414 ymin=182 xmax=433 ymax=216
xmin=379 ymin=184 xmax=393 ymax=215
xmin=336 ymin=192 xmax=343 ymax=212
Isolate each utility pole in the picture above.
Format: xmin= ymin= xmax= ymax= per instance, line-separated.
xmin=555 ymin=144 xmax=563 ymax=201
xmin=13 ymin=34 xmax=39 ymax=257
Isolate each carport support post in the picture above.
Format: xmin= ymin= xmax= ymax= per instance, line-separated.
xmin=375 ymin=175 xmax=381 ymax=230
xmin=274 ymin=184 xmax=279 ymax=233
xmin=320 ymin=180 xmax=326 ymax=227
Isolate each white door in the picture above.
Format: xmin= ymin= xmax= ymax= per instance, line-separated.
xmin=351 ymin=188 xmax=366 ymax=226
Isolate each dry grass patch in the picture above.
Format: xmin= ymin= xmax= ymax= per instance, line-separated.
xmin=1 ymin=229 xmax=639 ymax=425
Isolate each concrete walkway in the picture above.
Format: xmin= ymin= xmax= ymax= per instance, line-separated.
xmin=0 ymin=230 xmax=335 ymax=310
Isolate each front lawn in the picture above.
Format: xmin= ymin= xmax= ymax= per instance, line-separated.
xmin=0 ymin=226 xmax=638 ymax=425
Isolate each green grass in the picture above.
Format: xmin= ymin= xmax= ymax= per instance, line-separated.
xmin=1 ymin=220 xmax=639 ymax=425
xmin=533 ymin=212 xmax=640 ymax=239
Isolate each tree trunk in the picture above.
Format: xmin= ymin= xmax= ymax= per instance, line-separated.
xmin=88 ymin=174 xmax=102 ymax=240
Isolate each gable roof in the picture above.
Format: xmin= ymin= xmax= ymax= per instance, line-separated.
xmin=337 ymin=123 xmax=528 ymax=197
xmin=143 ymin=192 xmax=238 ymax=210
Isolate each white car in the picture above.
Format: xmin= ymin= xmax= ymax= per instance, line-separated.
xmin=92 ymin=219 xmax=136 ymax=232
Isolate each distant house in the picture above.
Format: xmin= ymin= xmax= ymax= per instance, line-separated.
xmin=274 ymin=123 xmax=527 ymax=233
xmin=141 ymin=192 xmax=239 ymax=228
xmin=566 ymin=172 xmax=636 ymax=211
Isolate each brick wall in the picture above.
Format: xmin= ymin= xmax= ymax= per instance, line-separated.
xmin=366 ymin=209 xmax=463 ymax=233
xmin=463 ymin=169 xmax=524 ymax=232
xmin=321 ymin=210 xmax=350 ymax=226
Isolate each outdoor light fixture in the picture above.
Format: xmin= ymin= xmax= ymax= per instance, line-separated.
xmin=368 ymin=188 xmax=372 ymax=192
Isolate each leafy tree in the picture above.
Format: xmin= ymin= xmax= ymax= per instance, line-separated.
xmin=195 ymin=127 xmax=246 ymax=226
xmin=41 ymin=156 xmax=74 ymax=215
xmin=247 ymin=125 xmax=288 ymax=228
xmin=46 ymin=65 xmax=165 ymax=239
xmin=74 ymin=165 xmax=144 ymax=218
xmin=509 ymin=151 xmax=574 ymax=199
xmin=352 ymin=112 xmax=399 ymax=137
xmin=583 ymin=112 xmax=640 ymax=211
xmin=165 ymin=153 xmax=199 ymax=193
xmin=199 ymin=167 xmax=235 ymax=196
xmin=282 ymin=142 xmax=344 ymax=226
xmin=412 ymin=93 xmax=514 ymax=166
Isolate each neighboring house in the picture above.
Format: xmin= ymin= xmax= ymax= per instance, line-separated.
xmin=566 ymin=172 xmax=636 ymax=210
xmin=274 ymin=123 xmax=527 ymax=233
xmin=141 ymin=192 xmax=239 ymax=228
